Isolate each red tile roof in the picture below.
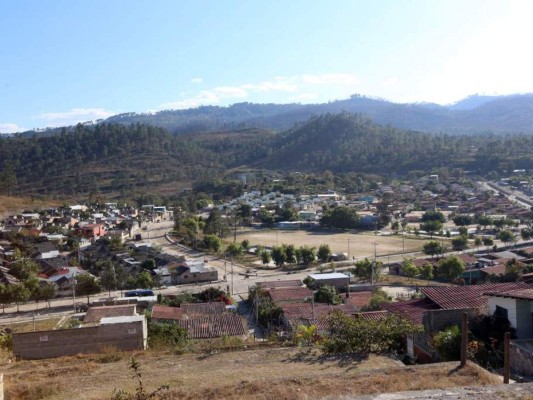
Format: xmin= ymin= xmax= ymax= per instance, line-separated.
xmin=382 ymin=298 xmax=440 ymax=324
xmin=479 ymin=264 xmax=507 ymax=276
xmin=486 ymin=287 xmax=533 ymax=301
xmin=355 ymin=310 xmax=389 ymax=321
xmin=177 ymin=314 xmax=246 ymax=339
xmin=267 ymin=287 xmax=312 ymax=303
xmin=258 ymin=280 xmax=302 ymax=289
xmin=84 ymin=304 xmax=137 ymax=323
xmin=344 ymin=291 xmax=373 ymax=309
xmin=181 ymin=302 xmax=226 ymax=316
xmin=421 ymin=283 xmax=531 ymax=310
xmin=151 ymin=304 xmax=183 ymax=321
xmin=281 ymin=302 xmax=358 ymax=330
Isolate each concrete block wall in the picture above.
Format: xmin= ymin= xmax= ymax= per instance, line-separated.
xmin=510 ymin=340 xmax=533 ymax=376
xmin=13 ymin=320 xmax=146 ymax=360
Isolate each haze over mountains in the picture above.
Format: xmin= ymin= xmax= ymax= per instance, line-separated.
xmin=92 ymin=92 xmax=533 ymax=135
xmin=8 ymin=93 xmax=533 ymax=137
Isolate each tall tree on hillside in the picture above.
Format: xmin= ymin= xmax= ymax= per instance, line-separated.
xmin=75 ymin=273 xmax=101 ymax=304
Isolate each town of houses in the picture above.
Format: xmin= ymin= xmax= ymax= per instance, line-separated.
xmin=0 ymin=175 xmax=533 ymax=380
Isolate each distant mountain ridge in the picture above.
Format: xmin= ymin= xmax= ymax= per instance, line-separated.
xmin=10 ymin=92 xmax=533 ymax=137
xmin=103 ymin=93 xmax=533 ymax=135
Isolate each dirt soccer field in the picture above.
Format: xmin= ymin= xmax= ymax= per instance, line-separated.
xmin=236 ymin=229 xmax=426 ymax=260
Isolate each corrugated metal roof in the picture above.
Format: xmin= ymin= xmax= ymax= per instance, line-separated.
xmin=258 ymin=279 xmax=302 ymax=289
xmin=309 ymin=272 xmax=350 ymax=280
xmin=177 ymin=314 xmax=246 ymax=339
xmin=421 ymin=283 xmax=531 ymax=310
xmin=100 ymin=315 xmax=145 ymax=324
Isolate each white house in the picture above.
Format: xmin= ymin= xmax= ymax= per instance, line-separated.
xmin=487 ymin=288 xmax=533 ymax=339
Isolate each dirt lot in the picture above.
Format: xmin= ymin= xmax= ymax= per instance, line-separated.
xmin=1 ymin=346 xmax=505 ymax=400
xmin=237 ymin=229 xmax=425 ymax=260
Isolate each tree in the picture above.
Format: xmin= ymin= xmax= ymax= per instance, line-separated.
xmin=75 ymin=273 xmax=101 ymax=303
xmin=368 ymin=288 xmax=391 ymax=310
xmin=11 ymin=284 xmax=30 ymax=312
xmin=432 ymin=325 xmax=461 ymax=361
xmin=482 ymin=237 xmax=494 ymax=248
xmin=136 ymin=271 xmax=153 ymax=289
xmin=322 ymin=311 xmax=423 ymax=355
xmin=320 ymin=206 xmax=360 ymax=229
xmin=283 ymin=244 xmax=297 ymax=264
xmin=225 ymin=242 xmax=243 ymax=257
xmin=401 ymin=259 xmax=419 ymax=282
xmin=203 ymin=209 xmax=229 ymax=238
xmin=451 ymin=235 xmax=469 ymax=251
xmin=260 ymin=250 xmax=271 ymax=265
xmin=314 ymin=285 xmax=341 ymax=305
xmin=9 ymin=258 xmax=39 ymax=281
xmin=271 ymin=245 xmax=286 ymax=267
xmin=100 ymin=264 xmax=117 ymax=297
xmin=420 ymin=220 xmax=443 ymax=238
xmin=498 ymin=230 xmax=515 ymax=244
xmin=423 ymin=240 xmax=444 ymax=258
xmin=453 ymin=214 xmax=474 ymax=226
xmin=203 ymin=234 xmax=222 ymax=253
xmin=353 ymin=258 xmax=384 ymax=282
xmin=299 ymin=245 xmax=316 ymax=266
xmin=317 ymin=244 xmax=332 ymax=263
xmin=421 ymin=210 xmax=446 ymax=223
xmin=437 ymin=256 xmax=465 ymax=282
xmin=36 ymin=282 xmax=56 ymax=308
xmin=141 ymin=259 xmax=156 ymax=271
xmin=278 ymin=201 xmax=299 ymax=222
xmin=420 ymin=263 xmax=434 ymax=281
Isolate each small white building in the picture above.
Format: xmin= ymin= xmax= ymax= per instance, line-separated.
xmin=307 ymin=272 xmax=351 ymax=290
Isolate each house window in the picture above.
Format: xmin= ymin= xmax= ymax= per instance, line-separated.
xmin=39 ymin=335 xmax=48 ymax=342
xmin=128 ymin=328 xmax=137 ymax=334
xmin=495 ymin=305 xmax=508 ymax=319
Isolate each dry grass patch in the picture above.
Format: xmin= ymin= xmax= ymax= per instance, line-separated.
xmin=0 ymin=347 xmax=502 ymax=400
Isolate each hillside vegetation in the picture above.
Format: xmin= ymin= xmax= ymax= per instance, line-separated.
xmin=3 ymin=113 xmax=533 ymax=198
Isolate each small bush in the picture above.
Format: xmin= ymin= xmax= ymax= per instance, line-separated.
xmin=97 ymin=346 xmax=122 ymax=363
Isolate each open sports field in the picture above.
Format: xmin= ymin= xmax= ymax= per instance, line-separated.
xmin=236 ymin=229 xmax=426 ymax=260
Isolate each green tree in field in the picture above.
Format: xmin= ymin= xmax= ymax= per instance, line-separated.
xmin=320 ymin=206 xmax=360 ymax=229
xmin=498 ymin=229 xmax=515 ymax=244
xmin=423 ymin=240 xmax=444 ymax=258
xmin=420 ymin=263 xmax=434 ymax=281
xmin=203 ymin=234 xmax=222 ymax=253
xmin=271 ymin=245 xmax=286 ymax=267
xmin=260 ymin=250 xmax=271 ymax=265
xmin=353 ymin=258 xmax=384 ymax=282
xmin=225 ymin=242 xmax=243 ymax=257
xmin=420 ymin=220 xmax=442 ymax=238
xmin=317 ymin=244 xmax=332 ymax=263
xmin=299 ymin=245 xmax=316 ymax=266
xmin=401 ymin=259 xmax=419 ymax=282
xmin=11 ymin=284 xmax=30 ymax=312
xmin=451 ymin=235 xmax=469 ymax=251
xmin=283 ymin=244 xmax=297 ymax=264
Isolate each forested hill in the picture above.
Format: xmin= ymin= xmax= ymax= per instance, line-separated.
xmin=256 ymin=113 xmax=533 ymax=174
xmin=3 ymin=116 xmax=533 ymax=198
xmin=101 ymin=93 xmax=533 ymax=135
xmin=0 ymin=124 xmax=219 ymax=197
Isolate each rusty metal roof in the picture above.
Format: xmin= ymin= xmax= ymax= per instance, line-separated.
xmin=177 ymin=314 xmax=246 ymax=339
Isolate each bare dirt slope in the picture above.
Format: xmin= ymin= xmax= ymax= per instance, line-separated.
xmin=2 ymin=346 xmax=505 ymax=400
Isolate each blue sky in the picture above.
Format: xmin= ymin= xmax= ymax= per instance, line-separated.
xmin=2 ymin=0 xmax=533 ymax=132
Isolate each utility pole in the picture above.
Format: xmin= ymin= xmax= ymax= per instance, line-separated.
xmin=372 ymin=242 xmax=378 ymax=285
xmin=347 ymin=238 xmax=350 ymax=258
xmin=231 ymin=259 xmax=234 ymax=295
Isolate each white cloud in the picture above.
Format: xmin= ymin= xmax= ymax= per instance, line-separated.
xmin=288 ymin=93 xmax=319 ymax=102
xmin=34 ymin=108 xmax=115 ymax=127
xmin=161 ymin=72 xmax=360 ymax=110
xmin=301 ymin=73 xmax=359 ymax=85
xmin=0 ymin=123 xmax=23 ymax=134
xmin=191 ymin=77 xmax=203 ymax=84
xmin=214 ymin=86 xmax=248 ymax=98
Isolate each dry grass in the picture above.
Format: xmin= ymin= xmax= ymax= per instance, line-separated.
xmin=237 ymin=229 xmax=425 ymax=259
xmin=0 ymin=195 xmax=60 ymax=218
xmin=0 ymin=346 xmax=503 ymax=400
xmin=6 ymin=317 xmax=61 ymax=333
xmin=379 ymin=274 xmax=452 ymax=287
